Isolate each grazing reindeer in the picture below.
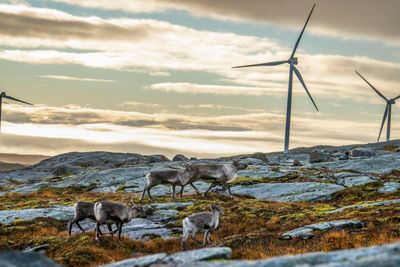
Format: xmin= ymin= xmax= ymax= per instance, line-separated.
xmin=181 ymin=205 xmax=223 ymax=250
xmin=94 ymin=201 xmax=145 ymax=240
xmin=141 ymin=164 xmax=198 ymax=201
xmin=68 ymin=202 xmax=116 ymax=236
xmin=180 ymin=160 xmax=248 ymax=197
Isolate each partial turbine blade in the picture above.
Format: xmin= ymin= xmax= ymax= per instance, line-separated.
xmin=393 ymin=94 xmax=400 ymax=101
xmin=378 ymin=104 xmax=389 ymax=142
xmin=3 ymin=95 xmax=33 ymax=105
xmin=293 ymin=66 xmax=319 ymax=111
xmin=232 ymin=60 xmax=288 ymax=69
xmin=290 ymin=3 xmax=316 ymax=59
xmin=355 ymin=71 xmax=387 ymax=101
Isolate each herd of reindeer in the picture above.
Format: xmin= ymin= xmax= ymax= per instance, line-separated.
xmin=67 ymin=160 xmax=248 ymax=249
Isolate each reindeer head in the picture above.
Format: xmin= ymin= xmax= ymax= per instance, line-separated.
xmin=129 ymin=200 xmax=147 ymax=218
xmin=211 ymin=204 xmax=223 ymax=215
xmin=233 ymin=160 xmax=248 ymax=170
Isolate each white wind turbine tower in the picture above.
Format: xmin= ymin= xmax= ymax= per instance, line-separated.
xmin=233 ymin=4 xmax=318 ymax=154
xmin=0 ymin=91 xmax=33 ymax=134
xmin=355 ymin=71 xmax=400 ymax=142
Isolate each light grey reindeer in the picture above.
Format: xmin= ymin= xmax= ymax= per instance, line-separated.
xmin=180 ymin=160 xmax=248 ymax=197
xmin=94 ymin=200 xmax=145 ymax=240
xmin=141 ymin=164 xmax=199 ymax=201
xmin=68 ymin=201 xmax=118 ymax=236
xmin=181 ymin=204 xmax=223 ymax=250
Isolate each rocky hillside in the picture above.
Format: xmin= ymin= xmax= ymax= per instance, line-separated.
xmin=0 ymin=140 xmax=400 ymax=266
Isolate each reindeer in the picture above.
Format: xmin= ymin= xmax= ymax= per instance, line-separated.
xmin=180 ymin=160 xmax=248 ymax=197
xmin=68 ymin=202 xmax=116 ymax=236
xmin=93 ymin=200 xmax=145 ymax=240
xmin=141 ymin=164 xmax=198 ymax=201
xmin=181 ymin=204 xmax=223 ymax=250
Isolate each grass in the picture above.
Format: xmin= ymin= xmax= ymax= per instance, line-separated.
xmin=0 ymin=183 xmax=399 ymax=266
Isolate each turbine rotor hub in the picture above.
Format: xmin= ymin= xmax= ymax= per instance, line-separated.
xmin=389 ymin=99 xmax=396 ymax=104
xmin=289 ymin=57 xmax=298 ymax=65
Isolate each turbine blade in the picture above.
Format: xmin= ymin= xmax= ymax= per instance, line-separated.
xmin=355 ymin=71 xmax=387 ymax=101
xmin=3 ymin=95 xmax=33 ymax=105
xmin=393 ymin=94 xmax=400 ymax=101
xmin=378 ymin=104 xmax=389 ymax=142
xmin=290 ymin=3 xmax=316 ymax=59
xmin=293 ymin=66 xmax=319 ymax=111
xmin=232 ymin=60 xmax=289 ymax=68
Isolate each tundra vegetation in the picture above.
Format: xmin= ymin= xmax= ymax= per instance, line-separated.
xmin=0 ymin=180 xmax=399 ymax=267
xmin=1 ymin=144 xmax=400 ymax=267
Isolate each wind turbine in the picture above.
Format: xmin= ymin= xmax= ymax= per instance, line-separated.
xmin=0 ymin=92 xmax=33 ymax=133
xmin=355 ymin=71 xmax=400 ymax=142
xmin=233 ymin=4 xmax=318 ymax=154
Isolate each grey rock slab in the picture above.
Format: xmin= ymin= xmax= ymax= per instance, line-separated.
xmin=237 ymin=166 xmax=286 ymax=179
xmin=282 ymin=220 xmax=363 ymax=239
xmin=102 ymin=253 xmax=167 ymax=267
xmin=0 ymin=251 xmax=61 ymax=267
xmin=327 ymin=199 xmax=400 ymax=213
xmin=184 ymin=242 xmax=400 ymax=267
xmin=231 ymin=183 xmax=344 ymax=202
xmin=378 ymin=182 xmax=400 ymax=194
xmin=0 ymin=206 xmax=74 ymax=225
xmin=165 ymin=247 xmax=232 ymax=264
xmin=337 ymin=176 xmax=377 ymax=187
xmin=312 ymin=153 xmax=400 ymax=174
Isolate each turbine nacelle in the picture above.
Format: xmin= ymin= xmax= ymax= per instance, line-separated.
xmin=388 ymin=99 xmax=396 ymax=105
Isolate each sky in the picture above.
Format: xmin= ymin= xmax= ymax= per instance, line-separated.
xmin=0 ymin=0 xmax=399 ymax=158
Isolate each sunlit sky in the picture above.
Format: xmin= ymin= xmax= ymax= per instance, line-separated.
xmin=0 ymin=0 xmax=399 ymax=157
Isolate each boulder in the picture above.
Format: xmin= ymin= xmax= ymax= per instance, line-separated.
xmin=165 ymin=247 xmax=232 ymax=264
xmin=0 ymin=206 xmax=74 ymax=225
xmin=0 ymin=251 xmax=60 ymax=267
xmin=102 ymin=248 xmax=232 ymax=267
xmin=309 ymin=150 xmax=333 ymax=163
xmin=172 ymin=154 xmax=189 ymax=162
xmin=293 ymin=159 xmax=302 ymax=166
xmin=378 ymin=182 xmax=400 ymax=194
xmin=231 ymin=182 xmax=344 ymax=202
xmin=282 ymin=220 xmax=363 ymax=239
xmin=351 ymin=148 xmax=376 ymax=157
xmin=187 ymin=242 xmax=400 ymax=267
xmin=102 ymin=253 xmax=166 ymax=267
xmin=248 ymin=152 xmax=269 ymax=163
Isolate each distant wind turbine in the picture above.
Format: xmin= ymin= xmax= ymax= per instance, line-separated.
xmin=233 ymin=4 xmax=318 ymax=154
xmin=355 ymin=71 xmax=400 ymax=142
xmin=0 ymin=92 xmax=33 ymax=133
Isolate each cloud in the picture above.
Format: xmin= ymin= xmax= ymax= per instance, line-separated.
xmin=0 ymin=4 xmax=399 ymax=102
xmin=48 ymin=0 xmax=400 ymax=45
xmin=1 ymin=103 xmax=399 ymax=157
xmin=147 ymin=83 xmax=286 ymax=96
xmin=39 ymin=75 xmax=114 ymax=83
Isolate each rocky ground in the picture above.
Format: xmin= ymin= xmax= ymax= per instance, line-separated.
xmin=0 ymin=140 xmax=400 ymax=266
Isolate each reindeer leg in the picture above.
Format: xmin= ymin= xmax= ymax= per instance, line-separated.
xmin=203 ymin=230 xmax=209 ymax=246
xmin=147 ymin=188 xmax=154 ymax=201
xmin=140 ymin=186 xmax=147 ymax=201
xmin=117 ymin=222 xmax=124 ymax=240
xmin=179 ymin=184 xmax=185 ymax=198
xmin=75 ymin=221 xmax=86 ymax=234
xmin=172 ymin=184 xmax=176 ymax=200
xmin=67 ymin=218 xmax=76 ymax=236
xmin=190 ymin=183 xmax=200 ymax=195
xmin=95 ymin=223 xmax=101 ymax=241
xmin=203 ymin=183 xmax=216 ymax=196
